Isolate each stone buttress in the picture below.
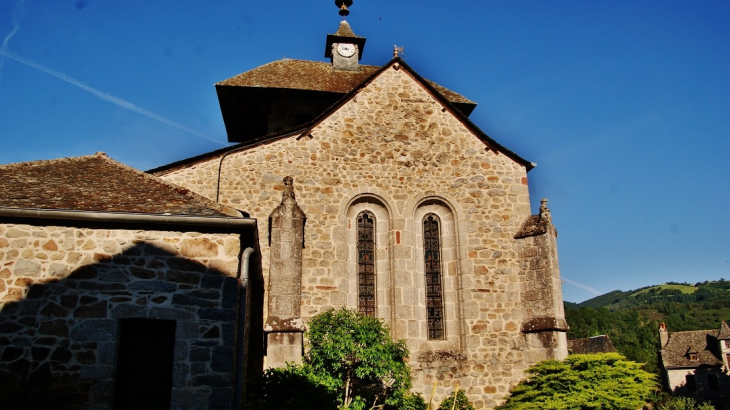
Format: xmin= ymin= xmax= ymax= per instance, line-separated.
xmin=515 ymin=199 xmax=569 ymax=362
xmin=264 ymin=176 xmax=306 ymax=367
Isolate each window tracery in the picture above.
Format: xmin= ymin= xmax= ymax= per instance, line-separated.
xmin=357 ymin=211 xmax=376 ymax=316
xmin=423 ymin=213 xmax=444 ymax=339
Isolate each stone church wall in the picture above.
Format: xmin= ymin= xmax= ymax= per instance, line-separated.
xmin=158 ymin=64 xmax=564 ymax=408
xmin=0 ymin=222 xmax=242 ymax=410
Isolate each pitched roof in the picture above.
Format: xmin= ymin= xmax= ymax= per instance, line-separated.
xmin=660 ymin=329 xmax=723 ymax=369
xmin=151 ymin=57 xmax=533 ymax=175
xmin=718 ymin=321 xmax=730 ymax=340
xmin=568 ymin=335 xmax=618 ymax=355
xmin=0 ymin=153 xmax=239 ymax=217
xmin=215 ymin=59 xmax=475 ymax=107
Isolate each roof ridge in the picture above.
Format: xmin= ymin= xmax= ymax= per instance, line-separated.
xmin=0 ymin=152 xmax=104 ymax=169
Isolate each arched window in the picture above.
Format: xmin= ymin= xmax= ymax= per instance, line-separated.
xmin=357 ymin=211 xmax=376 ymax=316
xmin=423 ymin=214 xmax=444 ymax=339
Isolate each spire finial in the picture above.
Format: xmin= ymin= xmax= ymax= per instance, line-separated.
xmin=539 ymin=198 xmax=551 ymax=220
xmin=335 ymin=0 xmax=353 ymax=17
xmin=281 ymin=176 xmax=297 ymax=205
xmin=393 ymin=45 xmax=404 ymax=58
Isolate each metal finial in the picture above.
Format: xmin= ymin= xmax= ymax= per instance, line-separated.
xmin=393 ymin=45 xmax=404 ymax=58
xmin=335 ymin=0 xmax=353 ymax=17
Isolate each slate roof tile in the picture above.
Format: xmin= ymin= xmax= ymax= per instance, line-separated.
xmin=0 ymin=153 xmax=239 ymax=217
xmin=660 ymin=329 xmax=723 ymax=369
xmin=216 ymin=59 xmax=475 ymax=106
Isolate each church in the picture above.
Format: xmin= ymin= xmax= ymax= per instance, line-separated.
xmin=0 ymin=2 xmax=568 ymax=409
xmin=152 ymin=1 xmax=569 ymax=407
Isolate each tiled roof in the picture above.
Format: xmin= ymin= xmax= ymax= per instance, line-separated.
xmin=718 ymin=321 xmax=730 ymax=340
xmin=216 ymin=59 xmax=475 ymax=106
xmin=568 ymin=335 xmax=618 ymax=355
xmin=0 ymin=153 xmax=239 ymax=217
xmin=660 ymin=329 xmax=723 ymax=369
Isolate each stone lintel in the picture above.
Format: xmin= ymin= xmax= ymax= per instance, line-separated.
xmin=264 ymin=316 xmax=306 ymax=333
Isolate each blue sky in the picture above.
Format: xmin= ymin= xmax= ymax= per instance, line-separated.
xmin=1 ymin=0 xmax=728 ymax=303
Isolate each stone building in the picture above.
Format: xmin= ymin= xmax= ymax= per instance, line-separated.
xmin=0 ymin=153 xmax=263 ymax=410
xmin=151 ymin=7 xmax=569 ymax=408
xmin=658 ymin=322 xmax=730 ymax=409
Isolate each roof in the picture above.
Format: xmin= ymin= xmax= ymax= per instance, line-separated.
xmin=568 ymin=335 xmax=618 ymax=355
xmin=660 ymin=329 xmax=724 ymax=369
xmin=0 ymin=153 xmax=240 ymax=217
xmin=718 ymin=321 xmax=730 ymax=340
xmin=152 ymin=58 xmax=533 ymax=175
xmin=215 ymin=59 xmax=475 ymax=107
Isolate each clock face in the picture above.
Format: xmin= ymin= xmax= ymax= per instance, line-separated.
xmin=337 ymin=43 xmax=356 ymax=58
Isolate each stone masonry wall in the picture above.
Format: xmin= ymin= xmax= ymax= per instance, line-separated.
xmin=158 ymin=62 xmax=561 ymax=408
xmin=0 ymin=222 xmax=241 ymax=410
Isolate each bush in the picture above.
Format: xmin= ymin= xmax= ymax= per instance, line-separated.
xmin=496 ymin=353 xmax=656 ymax=410
xmin=437 ymin=389 xmax=475 ymax=410
xmin=248 ymin=308 xmax=420 ymax=410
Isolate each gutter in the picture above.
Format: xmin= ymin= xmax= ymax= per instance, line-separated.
xmin=0 ymin=207 xmax=256 ymax=230
xmin=233 ymin=247 xmax=255 ymax=410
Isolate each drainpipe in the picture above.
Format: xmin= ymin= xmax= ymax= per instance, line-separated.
xmin=233 ymin=247 xmax=255 ymax=410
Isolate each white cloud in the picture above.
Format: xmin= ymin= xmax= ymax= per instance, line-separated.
xmin=0 ymin=50 xmax=226 ymax=146
xmin=562 ymin=276 xmax=602 ymax=296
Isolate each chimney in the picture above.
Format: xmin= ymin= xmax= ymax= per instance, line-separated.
xmin=659 ymin=322 xmax=669 ymax=348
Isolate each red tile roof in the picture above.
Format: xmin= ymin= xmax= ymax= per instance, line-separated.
xmin=0 ymin=153 xmax=239 ymax=217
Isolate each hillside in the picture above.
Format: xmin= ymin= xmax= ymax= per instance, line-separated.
xmin=564 ymin=278 xmax=730 ymax=375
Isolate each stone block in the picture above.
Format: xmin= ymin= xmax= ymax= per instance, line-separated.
xmin=70 ymin=319 xmax=116 ymax=341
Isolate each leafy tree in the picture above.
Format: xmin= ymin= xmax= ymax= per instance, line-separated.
xmin=248 ymin=308 xmax=420 ymax=410
xmin=305 ymin=308 xmax=413 ymax=410
xmin=496 ymin=353 xmax=656 ymax=410
xmin=437 ymin=388 xmax=475 ymax=410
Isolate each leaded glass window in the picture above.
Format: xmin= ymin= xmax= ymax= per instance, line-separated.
xmin=423 ymin=214 xmax=444 ymax=339
xmin=357 ymin=211 xmax=376 ymax=316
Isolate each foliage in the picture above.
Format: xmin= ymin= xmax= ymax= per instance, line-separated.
xmin=248 ymin=308 xmax=418 ymax=410
xmin=495 ymin=353 xmax=656 ymax=410
xmin=437 ymin=389 xmax=475 ymax=410
xmin=654 ymin=396 xmax=715 ymax=410
xmin=565 ymin=278 xmax=730 ymax=375
xmin=305 ymin=308 xmax=413 ymax=410
xmin=247 ymin=364 xmax=340 ymax=410
xmin=565 ymin=307 xmax=660 ymax=374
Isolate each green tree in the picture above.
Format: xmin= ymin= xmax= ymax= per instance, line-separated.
xmin=496 ymin=353 xmax=656 ymax=410
xmin=305 ymin=308 xmax=413 ymax=410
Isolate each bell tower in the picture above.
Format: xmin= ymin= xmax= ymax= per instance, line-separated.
xmin=324 ymin=0 xmax=366 ymax=71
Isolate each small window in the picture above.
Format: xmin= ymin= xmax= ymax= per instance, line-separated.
xmin=423 ymin=214 xmax=445 ymax=340
xmin=724 ymin=339 xmax=730 ymax=349
xmin=689 ymin=352 xmax=699 ymax=361
xmin=686 ymin=374 xmax=697 ymax=393
xmin=357 ymin=211 xmax=376 ymax=316
xmin=708 ymin=374 xmax=719 ymax=391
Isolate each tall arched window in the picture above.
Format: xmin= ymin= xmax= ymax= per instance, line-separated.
xmin=423 ymin=213 xmax=445 ymax=339
xmin=357 ymin=211 xmax=376 ymax=316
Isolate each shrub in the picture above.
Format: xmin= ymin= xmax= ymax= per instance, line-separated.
xmin=437 ymin=389 xmax=475 ymax=410
xmin=496 ymin=353 xmax=656 ymax=410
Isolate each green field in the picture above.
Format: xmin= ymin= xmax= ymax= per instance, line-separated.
xmin=632 ymin=284 xmax=697 ymax=296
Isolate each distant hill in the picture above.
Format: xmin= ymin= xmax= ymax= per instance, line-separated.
xmin=563 ymin=278 xmax=730 ymax=375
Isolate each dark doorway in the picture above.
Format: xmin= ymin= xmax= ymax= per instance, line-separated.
xmin=113 ymin=319 xmax=176 ymax=410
